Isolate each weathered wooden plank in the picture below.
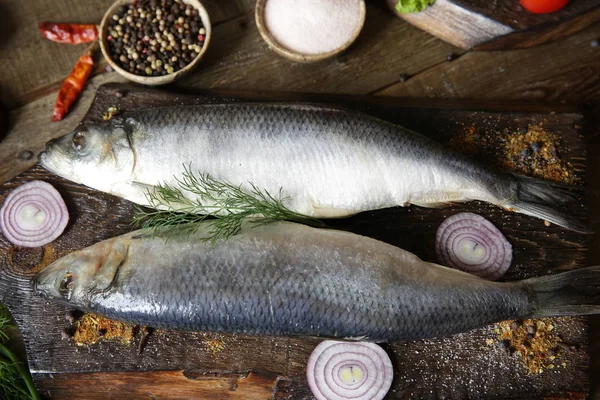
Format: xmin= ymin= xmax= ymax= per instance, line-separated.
xmin=586 ymin=107 xmax=600 ymax=397
xmin=0 ymin=0 xmax=255 ymax=111
xmin=34 ymin=370 xmax=281 ymax=400
xmin=0 ymin=83 xmax=591 ymax=399
xmin=171 ymin=4 xmax=460 ymax=95
xmin=451 ymin=0 xmax=598 ymax=30
xmin=0 ymin=0 xmax=115 ymax=110
xmin=375 ymin=22 xmax=600 ymax=102
xmin=387 ymin=0 xmax=600 ymax=50
xmin=0 ymin=3 xmax=460 ymax=186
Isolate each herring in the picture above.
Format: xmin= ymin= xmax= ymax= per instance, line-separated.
xmin=33 ymin=221 xmax=600 ymax=341
xmin=38 ymin=103 xmax=588 ymax=232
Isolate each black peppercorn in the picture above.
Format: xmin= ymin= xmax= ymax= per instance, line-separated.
xmin=106 ymin=0 xmax=205 ymax=76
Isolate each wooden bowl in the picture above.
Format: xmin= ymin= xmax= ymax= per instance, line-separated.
xmin=255 ymin=0 xmax=366 ymax=63
xmin=99 ymin=0 xmax=211 ymax=85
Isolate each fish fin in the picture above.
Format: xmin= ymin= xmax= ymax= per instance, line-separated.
xmin=523 ymin=266 xmax=600 ymax=318
xmin=505 ymin=175 xmax=591 ymax=234
xmin=506 ymin=201 xmax=591 ymax=234
xmin=128 ymin=180 xmax=157 ymax=190
xmin=343 ymin=335 xmax=370 ymax=341
xmin=310 ymin=204 xmax=358 ymax=218
xmin=411 ymin=201 xmax=456 ymax=208
xmin=510 ymin=173 xmax=580 ymax=205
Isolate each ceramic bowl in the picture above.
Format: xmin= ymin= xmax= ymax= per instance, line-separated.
xmin=255 ymin=0 xmax=366 ymax=63
xmin=99 ymin=0 xmax=211 ymax=85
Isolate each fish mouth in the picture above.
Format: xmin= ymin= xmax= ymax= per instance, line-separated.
xmin=31 ymin=274 xmax=50 ymax=298
xmin=37 ymin=140 xmax=68 ymax=175
xmin=39 ymin=137 xmax=59 ymax=160
xmin=31 ymin=263 xmax=63 ymax=299
xmin=37 ymin=150 xmax=47 ymax=164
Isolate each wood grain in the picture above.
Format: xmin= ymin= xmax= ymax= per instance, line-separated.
xmin=388 ymin=0 xmax=600 ymax=50
xmin=0 ymin=0 xmax=115 ymax=110
xmin=0 ymin=3 xmax=460 ymax=186
xmin=452 ymin=0 xmax=599 ymax=30
xmin=375 ymin=22 xmax=600 ymax=103
xmin=35 ymin=370 xmax=281 ymax=400
xmin=0 ymin=0 xmax=255 ymax=111
xmin=0 ymin=83 xmax=592 ymax=399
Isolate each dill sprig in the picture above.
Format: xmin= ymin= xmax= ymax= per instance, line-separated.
xmin=132 ymin=164 xmax=326 ymax=243
xmin=0 ymin=303 xmax=40 ymax=400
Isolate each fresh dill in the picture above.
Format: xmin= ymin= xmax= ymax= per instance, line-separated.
xmin=132 ymin=164 xmax=326 ymax=243
xmin=0 ymin=303 xmax=40 ymax=400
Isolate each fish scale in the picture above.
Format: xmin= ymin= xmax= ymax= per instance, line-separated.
xmin=33 ymin=222 xmax=538 ymax=342
xmin=39 ymin=102 xmax=589 ymax=233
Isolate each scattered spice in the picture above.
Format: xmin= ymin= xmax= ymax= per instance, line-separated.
xmin=102 ymin=106 xmax=121 ymax=120
xmin=264 ymin=0 xmax=362 ymax=55
xmin=72 ymin=313 xmax=135 ymax=346
xmin=492 ymin=318 xmax=571 ymax=375
xmin=105 ymin=0 xmax=206 ymax=76
xmin=53 ymin=43 xmax=96 ymax=121
xmin=39 ymin=22 xmax=98 ymax=44
xmin=204 ymin=338 xmax=225 ymax=355
xmin=449 ymin=123 xmax=577 ymax=184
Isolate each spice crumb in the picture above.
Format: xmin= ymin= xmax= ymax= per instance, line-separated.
xmin=72 ymin=313 xmax=135 ymax=346
xmin=449 ymin=123 xmax=578 ymax=184
xmin=493 ymin=318 xmax=572 ymax=375
xmin=102 ymin=106 xmax=121 ymax=120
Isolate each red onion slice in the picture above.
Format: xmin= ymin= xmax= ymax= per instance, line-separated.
xmin=307 ymin=340 xmax=393 ymax=400
xmin=436 ymin=212 xmax=512 ymax=280
xmin=1 ymin=181 xmax=69 ymax=247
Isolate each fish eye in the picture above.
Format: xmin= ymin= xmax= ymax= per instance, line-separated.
xmin=73 ymin=131 xmax=87 ymax=152
xmin=59 ymin=273 xmax=74 ymax=298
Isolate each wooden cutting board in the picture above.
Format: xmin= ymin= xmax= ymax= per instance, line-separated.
xmin=0 ymin=83 xmax=592 ymax=399
xmin=386 ymin=0 xmax=600 ymax=50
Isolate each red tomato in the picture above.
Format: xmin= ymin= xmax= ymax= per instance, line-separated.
xmin=520 ymin=0 xmax=569 ymax=13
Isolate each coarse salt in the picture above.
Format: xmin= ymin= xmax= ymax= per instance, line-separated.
xmin=264 ymin=0 xmax=362 ymax=55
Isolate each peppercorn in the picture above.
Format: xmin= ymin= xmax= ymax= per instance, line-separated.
xmin=106 ymin=0 xmax=205 ymax=76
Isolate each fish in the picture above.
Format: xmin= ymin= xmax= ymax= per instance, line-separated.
xmin=38 ymin=103 xmax=588 ymax=232
xmin=33 ymin=221 xmax=600 ymax=341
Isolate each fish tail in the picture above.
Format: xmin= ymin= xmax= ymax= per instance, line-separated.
xmin=523 ymin=266 xmax=600 ymax=318
xmin=504 ymin=174 xmax=591 ymax=233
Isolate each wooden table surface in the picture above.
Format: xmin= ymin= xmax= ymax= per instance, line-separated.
xmin=0 ymin=0 xmax=599 ymax=399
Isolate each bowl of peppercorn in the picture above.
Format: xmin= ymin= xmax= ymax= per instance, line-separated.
xmin=100 ymin=0 xmax=211 ymax=85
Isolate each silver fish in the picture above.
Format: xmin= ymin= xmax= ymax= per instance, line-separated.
xmin=33 ymin=221 xmax=600 ymax=341
xmin=39 ymin=103 xmax=587 ymax=232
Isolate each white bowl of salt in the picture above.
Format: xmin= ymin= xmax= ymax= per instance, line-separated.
xmin=256 ymin=0 xmax=366 ymax=62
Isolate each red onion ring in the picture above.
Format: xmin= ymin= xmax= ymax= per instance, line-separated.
xmin=435 ymin=212 xmax=512 ymax=280
xmin=1 ymin=181 xmax=69 ymax=247
xmin=307 ymin=340 xmax=393 ymax=400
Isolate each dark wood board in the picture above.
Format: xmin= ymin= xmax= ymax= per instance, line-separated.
xmin=0 ymin=83 xmax=592 ymax=399
xmin=385 ymin=0 xmax=600 ymax=50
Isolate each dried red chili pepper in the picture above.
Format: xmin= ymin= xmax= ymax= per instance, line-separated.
xmin=52 ymin=44 xmax=96 ymax=121
xmin=39 ymin=22 xmax=98 ymax=44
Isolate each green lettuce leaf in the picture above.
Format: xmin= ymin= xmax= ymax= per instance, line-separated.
xmin=395 ymin=0 xmax=435 ymax=13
